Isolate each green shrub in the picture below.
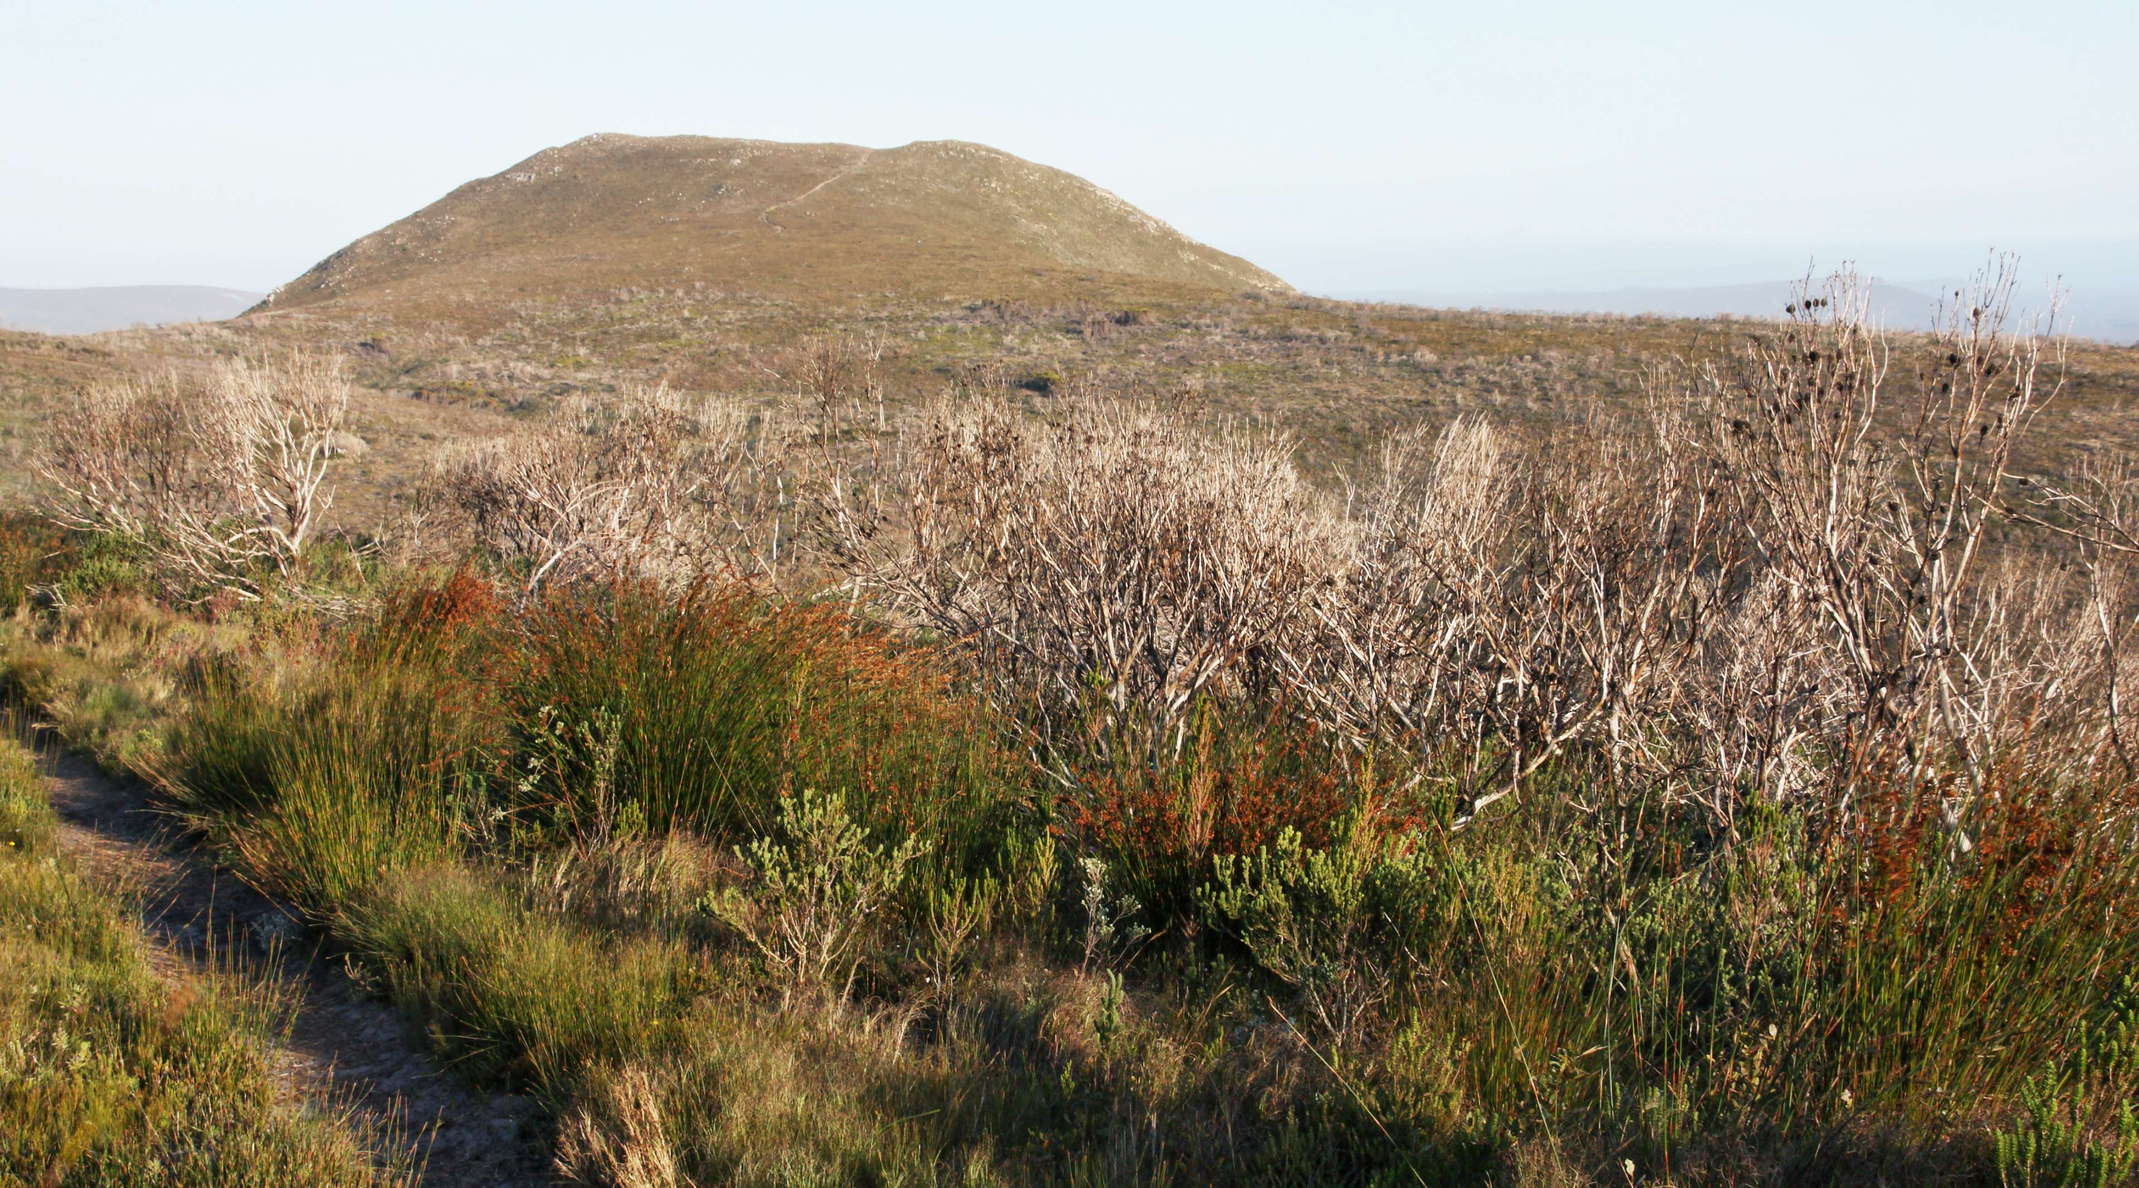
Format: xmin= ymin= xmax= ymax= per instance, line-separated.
xmin=1199 ymin=823 xmax=1460 ymax=1042
xmin=1995 ymin=1072 xmax=2139 ymax=1188
xmin=508 ymin=582 xmax=1012 ymax=857
xmin=1068 ymin=705 xmax=1393 ymax=922
xmin=0 ymin=510 xmax=69 ymax=614
xmin=706 ymin=787 xmax=928 ymax=999
xmin=39 ymin=547 xmax=2139 ymax=1182
xmin=166 ymin=602 xmax=503 ymax=903
xmin=47 ymin=529 xmax=151 ymax=604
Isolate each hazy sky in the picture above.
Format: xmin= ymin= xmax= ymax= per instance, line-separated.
xmin=4 ymin=0 xmax=2134 ymax=298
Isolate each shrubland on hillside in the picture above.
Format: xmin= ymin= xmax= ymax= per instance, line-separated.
xmin=10 ymin=257 xmax=2139 ymax=1184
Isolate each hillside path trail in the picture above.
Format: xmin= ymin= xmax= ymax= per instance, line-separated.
xmin=760 ymin=146 xmax=876 ymax=230
xmin=38 ymin=743 xmax=553 ymax=1187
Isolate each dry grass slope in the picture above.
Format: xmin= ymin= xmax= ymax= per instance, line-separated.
xmin=250 ymin=134 xmax=1288 ymax=328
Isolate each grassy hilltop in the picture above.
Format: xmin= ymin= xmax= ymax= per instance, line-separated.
xmin=250 ymin=133 xmax=1287 ymax=328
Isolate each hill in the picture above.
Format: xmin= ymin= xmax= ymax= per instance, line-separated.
xmin=0 ymin=285 xmax=263 ymax=334
xmin=250 ymin=134 xmax=1287 ymax=323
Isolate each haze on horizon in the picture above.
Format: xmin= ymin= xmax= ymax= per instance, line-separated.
xmin=4 ymin=0 xmax=2132 ymax=328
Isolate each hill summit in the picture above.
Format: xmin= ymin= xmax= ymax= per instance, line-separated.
xmin=253 ymin=134 xmax=1288 ymax=319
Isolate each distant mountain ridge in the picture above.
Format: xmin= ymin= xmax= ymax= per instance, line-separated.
xmin=1348 ymin=280 xmax=1948 ymax=330
xmin=0 ymin=285 xmax=263 ymax=335
xmin=252 ymin=134 xmax=1288 ymax=322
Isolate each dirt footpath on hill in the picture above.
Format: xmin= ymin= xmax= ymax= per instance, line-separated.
xmin=40 ymin=745 xmax=553 ymax=1187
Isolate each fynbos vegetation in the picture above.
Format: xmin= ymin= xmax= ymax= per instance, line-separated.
xmin=8 ymin=265 xmax=2139 ymax=1185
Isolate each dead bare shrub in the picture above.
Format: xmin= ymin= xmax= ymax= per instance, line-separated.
xmin=427 ymin=386 xmax=789 ymax=594
xmin=36 ymin=352 xmax=350 ymax=600
xmin=2004 ymin=451 xmax=2139 ymax=781
xmin=831 ymin=263 xmax=2122 ymax=833
xmin=1294 ymin=263 xmax=2105 ymax=829
xmin=1292 ymin=410 xmax=1733 ymax=820
xmin=762 ymin=332 xmax=890 ymax=442
xmin=1699 ymin=266 xmax=2060 ymax=796
xmin=830 ymin=394 xmax=1349 ymax=761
